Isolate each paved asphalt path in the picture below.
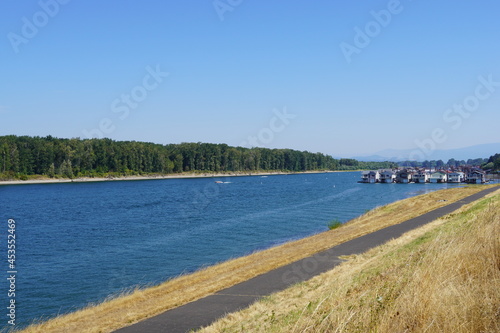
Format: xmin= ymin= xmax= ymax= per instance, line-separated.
xmin=115 ymin=186 xmax=498 ymax=333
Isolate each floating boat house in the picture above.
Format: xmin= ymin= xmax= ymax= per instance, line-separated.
xmin=396 ymin=169 xmax=415 ymax=183
xmin=413 ymin=170 xmax=430 ymax=183
xmin=361 ymin=170 xmax=380 ymax=183
xmin=429 ymin=171 xmax=448 ymax=183
xmin=448 ymin=171 xmax=466 ymax=183
xmin=467 ymin=169 xmax=486 ymax=184
xmin=379 ymin=169 xmax=396 ymax=183
xmin=359 ymin=167 xmax=488 ymax=184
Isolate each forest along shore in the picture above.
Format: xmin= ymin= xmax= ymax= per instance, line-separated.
xmin=0 ymin=170 xmax=339 ymax=186
xmin=0 ymin=136 xmax=398 ymax=183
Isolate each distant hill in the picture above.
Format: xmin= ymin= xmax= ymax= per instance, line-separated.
xmin=350 ymin=143 xmax=500 ymax=162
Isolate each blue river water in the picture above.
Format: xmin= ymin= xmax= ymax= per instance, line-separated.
xmin=0 ymin=172 xmax=464 ymax=328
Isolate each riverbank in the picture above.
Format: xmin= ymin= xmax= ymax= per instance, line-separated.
xmin=201 ymin=187 xmax=500 ymax=332
xmin=16 ymin=185 xmax=499 ymax=333
xmin=0 ymin=170 xmax=337 ymax=186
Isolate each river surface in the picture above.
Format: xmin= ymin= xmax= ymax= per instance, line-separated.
xmin=0 ymin=172 xmax=464 ymax=328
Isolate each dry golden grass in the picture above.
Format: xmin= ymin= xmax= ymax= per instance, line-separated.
xmin=200 ymin=188 xmax=500 ymax=333
xmin=17 ymin=185 xmax=498 ymax=333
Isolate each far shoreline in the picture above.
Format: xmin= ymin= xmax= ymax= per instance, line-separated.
xmin=0 ymin=170 xmax=344 ymax=186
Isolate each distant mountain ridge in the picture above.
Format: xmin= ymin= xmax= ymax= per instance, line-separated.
xmin=348 ymin=143 xmax=500 ymax=162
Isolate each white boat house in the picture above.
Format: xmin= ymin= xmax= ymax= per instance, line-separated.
xmin=413 ymin=171 xmax=430 ymax=183
xmin=429 ymin=171 xmax=448 ymax=183
xmin=379 ymin=169 xmax=396 ymax=183
xmin=361 ymin=170 xmax=380 ymax=183
xmin=448 ymin=171 xmax=465 ymax=183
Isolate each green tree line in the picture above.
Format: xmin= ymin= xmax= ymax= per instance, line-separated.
xmin=0 ymin=135 xmax=394 ymax=180
xmin=399 ymin=158 xmax=489 ymax=169
xmin=335 ymin=158 xmax=397 ymax=171
xmin=482 ymin=153 xmax=500 ymax=171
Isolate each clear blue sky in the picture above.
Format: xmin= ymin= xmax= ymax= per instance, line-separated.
xmin=1 ymin=0 xmax=499 ymax=158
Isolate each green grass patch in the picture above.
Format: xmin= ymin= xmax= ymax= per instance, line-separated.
xmin=327 ymin=219 xmax=343 ymax=230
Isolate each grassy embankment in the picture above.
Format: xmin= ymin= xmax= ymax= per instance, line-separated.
xmin=201 ymin=188 xmax=500 ymax=332
xmin=17 ymin=185 xmax=499 ymax=333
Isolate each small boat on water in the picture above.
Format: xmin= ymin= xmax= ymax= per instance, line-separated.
xmin=215 ymin=181 xmax=224 ymax=184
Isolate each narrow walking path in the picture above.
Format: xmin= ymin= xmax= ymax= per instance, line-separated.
xmin=115 ymin=186 xmax=499 ymax=333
